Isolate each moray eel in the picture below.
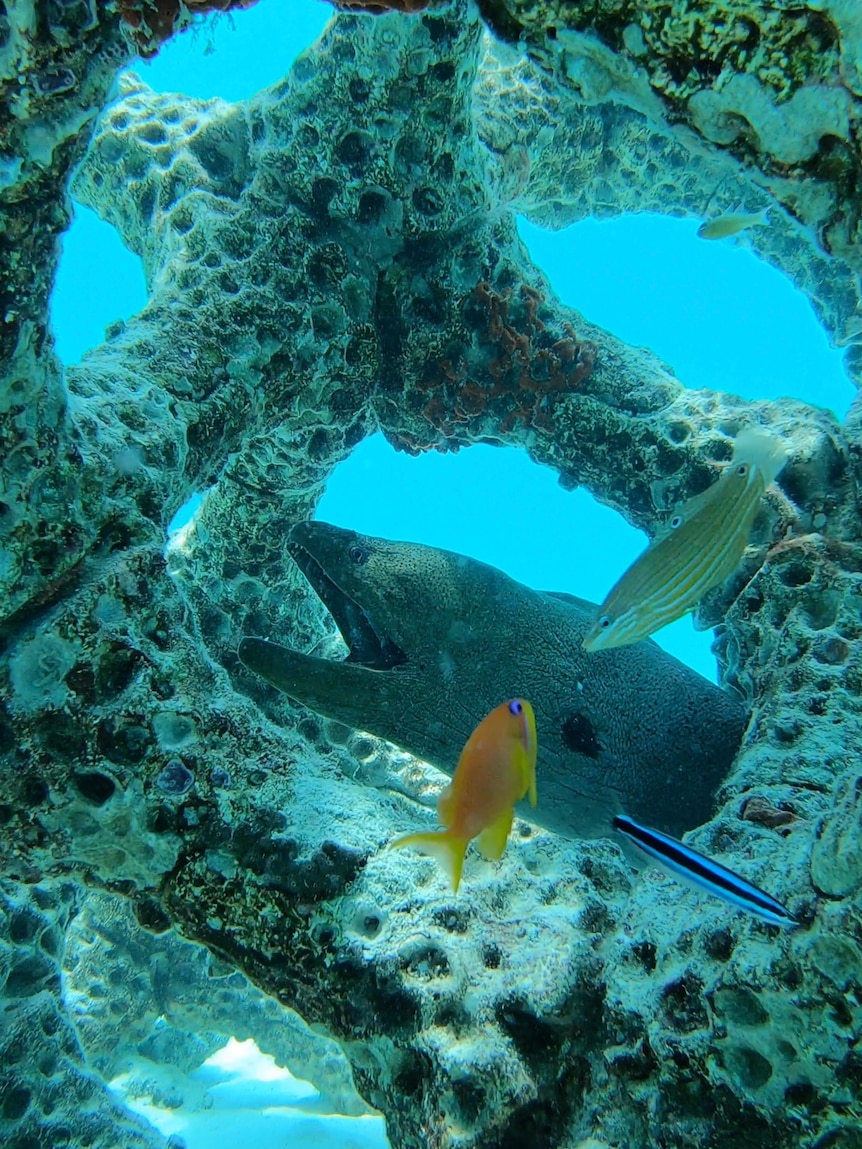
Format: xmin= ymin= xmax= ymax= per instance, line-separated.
xmin=238 ymin=521 xmax=747 ymax=840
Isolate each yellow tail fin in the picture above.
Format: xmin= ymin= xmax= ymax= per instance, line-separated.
xmin=390 ymin=830 xmax=468 ymax=892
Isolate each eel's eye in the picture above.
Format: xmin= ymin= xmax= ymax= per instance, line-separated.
xmin=348 ymin=544 xmax=368 ymax=565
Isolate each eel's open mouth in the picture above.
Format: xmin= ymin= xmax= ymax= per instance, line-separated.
xmin=288 ymin=540 xmax=407 ymax=671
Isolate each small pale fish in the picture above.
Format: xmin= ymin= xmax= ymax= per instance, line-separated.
xmin=613 ymin=814 xmax=797 ymax=927
xmin=583 ymin=426 xmax=788 ymax=652
xmin=697 ymin=208 xmax=770 ymax=241
xmin=391 ymin=698 xmax=537 ymax=892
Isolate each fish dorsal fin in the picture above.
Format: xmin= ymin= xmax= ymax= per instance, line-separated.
xmin=542 ymin=590 xmax=599 ymax=612
xmin=476 ymin=807 xmax=514 ymax=861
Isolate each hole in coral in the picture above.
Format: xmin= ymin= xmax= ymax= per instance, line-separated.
xmin=167 ymin=492 xmax=204 ymax=536
xmin=317 ymin=434 xmax=719 ymax=680
xmin=50 ymin=205 xmax=146 ymax=368
xmin=482 ymin=944 xmax=501 ymax=969
xmin=21 ymin=776 xmax=49 ymax=806
xmin=1 ymin=1085 xmax=31 ymax=1121
xmin=804 ymin=593 xmax=839 ymax=631
xmin=73 ymin=772 xmax=116 ymax=805
xmin=518 ymin=215 xmax=850 ymax=417
xmin=723 ymin=1044 xmax=773 ymax=1090
xmin=8 ymin=910 xmax=40 ymax=945
xmin=5 ymin=954 xmax=55 ymax=998
xmin=399 ymin=944 xmax=450 ymax=979
xmin=779 ymin=561 xmax=814 ymax=588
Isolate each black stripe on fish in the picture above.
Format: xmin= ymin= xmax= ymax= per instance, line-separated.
xmin=613 ymin=814 xmax=798 ymax=928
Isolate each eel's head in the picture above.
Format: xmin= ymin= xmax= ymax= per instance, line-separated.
xmin=237 ymin=520 xmax=485 ymax=722
xmin=238 ymin=520 xmax=491 ymax=769
xmin=237 ymin=522 xmax=424 ymax=717
xmin=285 ymin=520 xmax=408 ymax=671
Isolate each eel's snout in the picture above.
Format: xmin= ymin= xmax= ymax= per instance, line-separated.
xmin=275 ymin=529 xmax=408 ymax=672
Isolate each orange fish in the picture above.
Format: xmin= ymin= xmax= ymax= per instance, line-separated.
xmin=391 ymin=699 xmax=538 ymax=892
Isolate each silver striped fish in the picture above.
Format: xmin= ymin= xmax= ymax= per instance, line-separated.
xmin=583 ymin=427 xmax=788 ymax=652
xmin=613 ymin=814 xmax=797 ymax=927
xmin=697 ymin=207 xmax=770 ymax=241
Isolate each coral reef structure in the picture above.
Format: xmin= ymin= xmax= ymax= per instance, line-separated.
xmin=2 ymin=1 xmax=862 ymax=1148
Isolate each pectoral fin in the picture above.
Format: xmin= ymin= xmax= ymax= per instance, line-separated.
xmin=524 ymin=754 xmax=538 ymax=808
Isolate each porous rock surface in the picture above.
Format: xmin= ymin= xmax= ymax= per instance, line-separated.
xmin=0 ymin=879 xmax=164 ymax=1149
xmin=62 ymin=890 xmax=371 ymax=1115
xmin=1 ymin=1 xmax=862 ymax=1148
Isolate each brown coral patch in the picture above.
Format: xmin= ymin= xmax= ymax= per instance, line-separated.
xmin=740 ymin=796 xmax=796 ymax=829
xmin=413 ymin=279 xmax=597 ymax=446
xmin=327 ymin=0 xmax=432 ymax=12
xmin=118 ymin=0 xmax=261 ymax=59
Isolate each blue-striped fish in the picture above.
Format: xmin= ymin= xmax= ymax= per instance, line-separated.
xmin=583 ymin=427 xmax=788 ymax=652
xmin=697 ymin=208 xmax=770 ymax=240
xmin=613 ymin=814 xmax=797 ymax=927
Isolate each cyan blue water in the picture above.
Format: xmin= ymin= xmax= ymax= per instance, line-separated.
xmin=51 ymin=4 xmax=851 ymax=693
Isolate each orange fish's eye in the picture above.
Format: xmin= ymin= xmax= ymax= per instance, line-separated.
xmin=348 ymin=543 xmax=368 ymax=564
xmin=508 ymin=699 xmax=523 ymax=716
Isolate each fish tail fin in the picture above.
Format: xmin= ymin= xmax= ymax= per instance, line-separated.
xmin=757 ymin=207 xmax=770 ymax=226
xmin=390 ymin=830 xmax=468 ymax=892
xmin=732 ymin=426 xmax=788 ymax=485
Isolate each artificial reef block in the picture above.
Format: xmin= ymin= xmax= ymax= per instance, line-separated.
xmin=2 ymin=0 xmax=862 ymax=1147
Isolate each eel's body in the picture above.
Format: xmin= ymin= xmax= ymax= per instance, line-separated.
xmin=239 ymin=521 xmax=747 ymax=840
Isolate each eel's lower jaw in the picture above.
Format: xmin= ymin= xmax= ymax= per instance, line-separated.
xmin=287 ymin=541 xmax=407 ymax=672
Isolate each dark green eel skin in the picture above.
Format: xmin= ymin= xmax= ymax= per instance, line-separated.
xmin=239 ymin=521 xmax=747 ymax=840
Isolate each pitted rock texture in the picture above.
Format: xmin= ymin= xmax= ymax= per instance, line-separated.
xmin=475 ymin=37 xmax=862 ymax=383
xmin=0 ymin=880 xmax=164 ymax=1149
xmin=477 ymin=1 xmax=862 ymax=288
xmin=64 ymin=891 xmax=370 ymax=1115
xmin=1 ymin=2 xmax=862 ymax=1149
